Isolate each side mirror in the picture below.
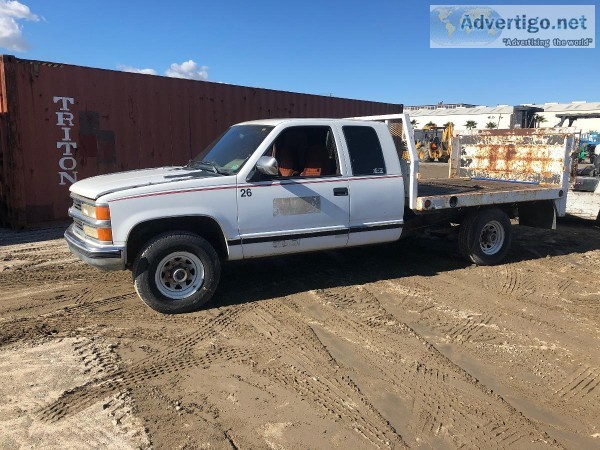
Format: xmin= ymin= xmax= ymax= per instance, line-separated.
xmin=256 ymin=156 xmax=279 ymax=176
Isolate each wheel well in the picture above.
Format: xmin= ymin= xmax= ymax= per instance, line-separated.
xmin=457 ymin=205 xmax=517 ymax=223
xmin=517 ymin=200 xmax=556 ymax=229
xmin=126 ymin=216 xmax=228 ymax=267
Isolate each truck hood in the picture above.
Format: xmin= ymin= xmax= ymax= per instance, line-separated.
xmin=70 ymin=166 xmax=222 ymax=200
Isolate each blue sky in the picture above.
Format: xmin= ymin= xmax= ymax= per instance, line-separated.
xmin=2 ymin=0 xmax=599 ymax=106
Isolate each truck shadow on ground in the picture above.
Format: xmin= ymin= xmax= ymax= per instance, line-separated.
xmin=0 ymin=225 xmax=69 ymax=247
xmin=213 ymin=221 xmax=600 ymax=309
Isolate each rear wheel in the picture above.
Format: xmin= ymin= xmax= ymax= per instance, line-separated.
xmin=459 ymin=208 xmax=512 ymax=265
xmin=133 ymin=232 xmax=221 ymax=314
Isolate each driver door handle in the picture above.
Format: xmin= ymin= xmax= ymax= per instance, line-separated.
xmin=333 ymin=187 xmax=348 ymax=196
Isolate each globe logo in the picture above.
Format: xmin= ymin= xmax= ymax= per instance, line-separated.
xmin=430 ymin=6 xmax=504 ymax=47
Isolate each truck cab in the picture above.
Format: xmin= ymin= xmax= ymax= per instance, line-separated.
xmin=66 ymin=119 xmax=406 ymax=313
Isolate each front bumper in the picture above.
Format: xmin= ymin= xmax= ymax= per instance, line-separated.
xmin=64 ymin=225 xmax=126 ymax=271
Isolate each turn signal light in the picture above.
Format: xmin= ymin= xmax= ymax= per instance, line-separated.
xmin=95 ymin=206 xmax=111 ymax=220
xmin=82 ymin=225 xmax=113 ymax=242
xmin=97 ymin=228 xmax=113 ymax=242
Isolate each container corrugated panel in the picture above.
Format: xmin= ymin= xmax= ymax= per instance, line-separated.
xmin=0 ymin=55 xmax=402 ymax=227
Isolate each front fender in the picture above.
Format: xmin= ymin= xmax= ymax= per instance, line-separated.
xmin=107 ymin=188 xmax=239 ymax=252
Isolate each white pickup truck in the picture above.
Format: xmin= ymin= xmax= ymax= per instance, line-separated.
xmin=65 ymin=115 xmax=575 ymax=313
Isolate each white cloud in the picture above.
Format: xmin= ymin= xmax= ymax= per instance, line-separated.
xmin=117 ymin=64 xmax=158 ymax=75
xmin=116 ymin=59 xmax=210 ymax=81
xmin=0 ymin=1 xmax=39 ymax=51
xmin=165 ymin=60 xmax=208 ymax=80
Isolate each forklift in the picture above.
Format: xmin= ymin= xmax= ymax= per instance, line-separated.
xmin=414 ymin=122 xmax=453 ymax=162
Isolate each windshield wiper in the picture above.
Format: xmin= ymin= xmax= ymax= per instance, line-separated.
xmin=187 ymin=160 xmax=227 ymax=175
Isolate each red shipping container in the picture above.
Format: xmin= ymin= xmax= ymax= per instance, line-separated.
xmin=0 ymin=55 xmax=402 ymax=228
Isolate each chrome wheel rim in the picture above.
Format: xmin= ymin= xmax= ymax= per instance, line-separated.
xmin=479 ymin=220 xmax=505 ymax=255
xmin=155 ymin=252 xmax=204 ymax=299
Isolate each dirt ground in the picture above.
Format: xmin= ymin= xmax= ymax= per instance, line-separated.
xmin=1 ymin=167 xmax=599 ymax=449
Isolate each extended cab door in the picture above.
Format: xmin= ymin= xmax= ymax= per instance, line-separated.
xmin=341 ymin=123 xmax=404 ymax=246
xmin=237 ymin=125 xmax=350 ymax=258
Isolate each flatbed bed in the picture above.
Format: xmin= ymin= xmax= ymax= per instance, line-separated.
xmin=415 ymin=178 xmax=565 ymax=211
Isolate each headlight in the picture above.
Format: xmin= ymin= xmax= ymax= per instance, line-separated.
xmin=82 ymin=224 xmax=113 ymax=242
xmin=81 ymin=204 xmax=111 ymax=220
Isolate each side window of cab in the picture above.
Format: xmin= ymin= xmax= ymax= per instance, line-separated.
xmin=342 ymin=126 xmax=387 ymax=176
xmin=264 ymin=126 xmax=341 ymax=178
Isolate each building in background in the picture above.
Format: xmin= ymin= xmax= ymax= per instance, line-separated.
xmin=407 ymin=105 xmax=515 ymax=130
xmin=404 ymin=103 xmax=477 ymax=111
xmin=531 ymin=102 xmax=600 ymax=132
xmin=407 ymin=102 xmax=600 ymax=132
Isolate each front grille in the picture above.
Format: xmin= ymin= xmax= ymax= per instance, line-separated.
xmin=72 ymin=197 xmax=83 ymax=211
xmin=73 ymin=218 xmax=84 ymax=231
xmin=70 ymin=196 xmax=91 ymax=239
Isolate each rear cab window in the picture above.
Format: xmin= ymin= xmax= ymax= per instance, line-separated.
xmin=342 ymin=126 xmax=386 ymax=176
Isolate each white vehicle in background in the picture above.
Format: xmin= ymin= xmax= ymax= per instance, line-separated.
xmin=567 ymin=156 xmax=600 ymax=222
xmin=65 ymin=115 xmax=575 ymax=313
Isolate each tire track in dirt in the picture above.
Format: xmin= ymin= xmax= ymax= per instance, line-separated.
xmin=555 ymin=366 xmax=600 ymax=402
xmin=0 ymin=234 xmax=125 ymax=298
xmin=243 ymin=300 xmax=406 ymax=449
xmin=0 ymin=292 xmax=138 ymax=347
xmin=517 ymin=253 xmax=600 ymax=319
xmin=302 ymin=284 xmax=557 ymax=448
xmin=0 ymin=336 xmax=150 ymax=449
xmin=261 ymin=364 xmax=404 ymax=449
xmin=0 ymin=265 xmax=124 ymax=292
xmin=370 ymin=272 xmax=600 ymax=447
xmin=73 ymin=338 xmax=121 ymax=377
xmin=445 ymin=309 xmax=501 ymax=344
xmin=482 ymin=264 xmax=537 ymax=298
xmin=36 ymin=304 xmax=253 ymax=423
xmin=378 ymin=276 xmax=507 ymax=347
xmin=1 ymin=279 xmax=206 ymax=343
xmin=39 ymin=345 xmax=253 ymax=423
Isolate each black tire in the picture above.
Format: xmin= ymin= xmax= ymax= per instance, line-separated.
xmin=133 ymin=232 xmax=221 ymax=314
xmin=458 ymin=208 xmax=512 ymax=265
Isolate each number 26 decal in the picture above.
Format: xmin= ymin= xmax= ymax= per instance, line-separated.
xmin=240 ymin=188 xmax=252 ymax=197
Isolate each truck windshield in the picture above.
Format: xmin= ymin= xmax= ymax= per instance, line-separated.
xmin=188 ymin=125 xmax=274 ymax=174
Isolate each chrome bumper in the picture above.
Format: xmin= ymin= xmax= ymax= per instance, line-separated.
xmin=64 ymin=225 xmax=126 ymax=271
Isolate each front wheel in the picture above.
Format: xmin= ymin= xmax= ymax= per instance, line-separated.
xmin=133 ymin=232 xmax=221 ymax=314
xmin=458 ymin=208 xmax=512 ymax=265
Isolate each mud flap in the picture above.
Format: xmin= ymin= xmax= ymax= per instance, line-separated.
xmin=518 ymin=200 xmax=556 ymax=230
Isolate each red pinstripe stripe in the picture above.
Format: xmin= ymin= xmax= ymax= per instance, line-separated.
xmin=112 ymin=175 xmax=403 ymax=202
xmin=112 ymin=184 xmax=236 ymax=202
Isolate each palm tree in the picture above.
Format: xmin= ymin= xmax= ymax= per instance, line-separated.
xmin=465 ymin=120 xmax=477 ymax=130
xmin=485 ymin=122 xmax=498 ymax=129
xmin=424 ymin=121 xmax=437 ymax=130
xmin=534 ymin=114 xmax=547 ymax=128
xmin=410 ymin=119 xmax=418 ymax=128
xmin=443 ymin=122 xmax=454 ymax=128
